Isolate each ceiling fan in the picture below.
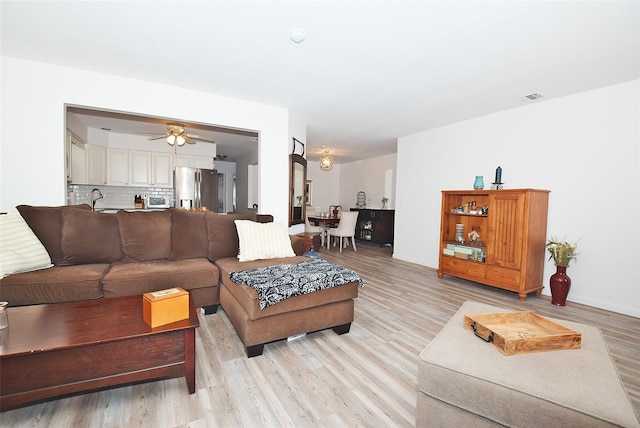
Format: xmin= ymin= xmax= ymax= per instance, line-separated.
xmin=147 ymin=124 xmax=216 ymax=147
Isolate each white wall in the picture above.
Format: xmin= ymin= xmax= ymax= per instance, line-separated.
xmin=0 ymin=57 xmax=290 ymax=222
xmin=306 ymin=161 xmax=341 ymax=213
xmin=285 ymin=112 xmax=308 ymax=234
xmin=338 ymin=153 xmax=397 ymax=210
xmin=305 ymin=153 xmax=397 ymax=214
xmin=395 ymin=80 xmax=640 ymax=317
xmin=101 ymin=132 xmax=217 ymax=159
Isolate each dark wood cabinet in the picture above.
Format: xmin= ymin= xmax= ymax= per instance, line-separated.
xmin=351 ymin=209 xmax=395 ymax=246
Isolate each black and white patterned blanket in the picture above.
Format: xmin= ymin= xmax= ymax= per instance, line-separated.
xmin=228 ymin=258 xmax=364 ymax=310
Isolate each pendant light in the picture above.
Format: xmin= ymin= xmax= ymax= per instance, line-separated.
xmin=319 ymin=146 xmax=334 ymax=171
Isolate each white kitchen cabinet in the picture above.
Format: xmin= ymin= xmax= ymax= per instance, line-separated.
xmin=107 ymin=148 xmax=129 ymax=186
xmin=129 ymin=150 xmax=151 ymax=186
xmin=152 ymin=152 xmax=173 ymax=187
xmin=86 ymin=144 xmax=107 ymax=185
xmin=174 ymin=155 xmax=213 ymax=170
xmin=194 ymin=156 xmax=214 ymax=170
xmin=67 ymin=133 xmax=87 ymax=184
xmin=89 ymin=148 xmax=199 ymax=188
xmin=175 ymin=154 xmax=193 ymax=168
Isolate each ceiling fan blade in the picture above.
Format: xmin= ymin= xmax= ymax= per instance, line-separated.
xmin=187 ymin=134 xmax=216 ymax=143
xmin=148 ymin=135 xmax=168 ymax=141
xmin=136 ymin=131 xmax=166 ymax=135
xmin=184 ymin=135 xmax=197 ymax=144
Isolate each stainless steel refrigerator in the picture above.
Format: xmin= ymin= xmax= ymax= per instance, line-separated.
xmin=174 ymin=167 xmax=218 ymax=211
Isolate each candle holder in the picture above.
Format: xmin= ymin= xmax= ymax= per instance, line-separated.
xmin=492 ymin=166 xmax=503 ymax=189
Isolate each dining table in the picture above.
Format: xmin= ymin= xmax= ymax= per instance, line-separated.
xmin=307 ymin=216 xmax=341 ymax=249
xmin=308 ymin=216 xmax=341 ymax=227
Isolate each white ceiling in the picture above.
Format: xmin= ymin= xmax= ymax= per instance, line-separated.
xmin=2 ymin=1 xmax=638 ymax=164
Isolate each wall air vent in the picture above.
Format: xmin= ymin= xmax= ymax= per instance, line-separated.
xmin=520 ymin=92 xmax=545 ymax=101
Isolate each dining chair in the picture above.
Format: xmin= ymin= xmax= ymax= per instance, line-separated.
xmin=305 ymin=208 xmax=327 ymax=248
xmin=327 ymin=211 xmax=358 ymax=252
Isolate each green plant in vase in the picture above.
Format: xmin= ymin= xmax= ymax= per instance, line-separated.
xmin=381 ymin=197 xmax=388 ymax=209
xmin=545 ymin=236 xmax=580 ymax=306
xmin=546 ymin=237 xmax=579 ymax=267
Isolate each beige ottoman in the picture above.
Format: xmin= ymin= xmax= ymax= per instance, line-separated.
xmin=417 ymin=301 xmax=640 ymax=428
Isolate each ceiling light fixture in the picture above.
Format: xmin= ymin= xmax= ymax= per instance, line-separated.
xmin=166 ymin=127 xmax=187 ymax=146
xmin=149 ymin=124 xmax=215 ymax=146
xmin=289 ymin=29 xmax=306 ymax=43
xmin=319 ymin=146 xmax=334 ymax=171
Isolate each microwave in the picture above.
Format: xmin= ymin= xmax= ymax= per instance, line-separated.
xmin=146 ymin=196 xmax=170 ymax=209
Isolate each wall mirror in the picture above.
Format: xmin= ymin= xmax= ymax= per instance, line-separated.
xmin=289 ymin=154 xmax=307 ymax=226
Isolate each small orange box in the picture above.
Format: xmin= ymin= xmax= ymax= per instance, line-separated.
xmin=143 ymin=287 xmax=189 ymax=328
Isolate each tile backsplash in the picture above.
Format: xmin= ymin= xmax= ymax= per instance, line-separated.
xmin=68 ymin=185 xmax=174 ymax=209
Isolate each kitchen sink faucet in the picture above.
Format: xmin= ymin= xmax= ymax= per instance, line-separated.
xmin=91 ymin=188 xmax=104 ymax=211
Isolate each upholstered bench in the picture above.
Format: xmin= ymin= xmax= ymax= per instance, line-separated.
xmin=216 ymin=255 xmax=359 ymax=357
xmin=417 ymin=301 xmax=640 ymax=427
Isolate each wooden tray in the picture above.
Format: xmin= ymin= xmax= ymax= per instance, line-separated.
xmin=463 ymin=311 xmax=581 ymax=355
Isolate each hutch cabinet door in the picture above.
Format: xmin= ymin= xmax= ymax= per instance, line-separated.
xmin=486 ymin=192 xmax=525 ymax=270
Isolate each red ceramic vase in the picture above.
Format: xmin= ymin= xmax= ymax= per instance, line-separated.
xmin=550 ymin=265 xmax=571 ymax=306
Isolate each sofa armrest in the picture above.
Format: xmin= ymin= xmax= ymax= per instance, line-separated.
xmin=289 ymin=235 xmax=306 ymax=256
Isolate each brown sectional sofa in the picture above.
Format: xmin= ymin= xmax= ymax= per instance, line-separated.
xmin=0 ymin=205 xmax=359 ymax=356
xmin=0 ymin=205 xmax=272 ymax=312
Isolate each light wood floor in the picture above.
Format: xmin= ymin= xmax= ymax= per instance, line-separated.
xmin=3 ymin=243 xmax=639 ymax=427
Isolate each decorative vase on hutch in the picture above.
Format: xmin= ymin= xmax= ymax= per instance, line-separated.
xmin=473 ymin=176 xmax=484 ymax=190
xmin=550 ymin=265 xmax=571 ymax=306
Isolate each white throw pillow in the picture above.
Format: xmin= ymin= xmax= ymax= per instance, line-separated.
xmin=0 ymin=209 xmax=53 ymax=279
xmin=234 ymin=220 xmax=296 ymax=262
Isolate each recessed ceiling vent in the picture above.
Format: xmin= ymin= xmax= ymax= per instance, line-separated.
xmin=520 ymin=92 xmax=545 ymax=101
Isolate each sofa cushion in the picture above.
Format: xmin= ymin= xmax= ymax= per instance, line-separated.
xmin=0 ymin=209 xmax=53 ymax=279
xmin=0 ymin=264 xmax=109 ymax=305
xmin=206 ymin=212 xmax=256 ymax=260
xmin=102 ymin=258 xmax=219 ymax=298
xmin=234 ymin=220 xmax=296 ymax=262
xmin=16 ymin=204 xmax=91 ymax=265
xmin=59 ymin=208 xmax=123 ymax=266
xmin=116 ymin=210 xmax=171 ymax=261
xmin=168 ymin=208 xmax=209 ymax=260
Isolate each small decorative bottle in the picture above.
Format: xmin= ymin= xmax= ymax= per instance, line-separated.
xmin=473 ymin=176 xmax=484 ymax=190
xmin=0 ymin=301 xmax=8 ymax=329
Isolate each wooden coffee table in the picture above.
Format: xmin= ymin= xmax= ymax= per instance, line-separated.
xmin=0 ymin=295 xmax=199 ymax=410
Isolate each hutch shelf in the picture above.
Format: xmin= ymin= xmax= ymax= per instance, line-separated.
xmin=350 ymin=208 xmax=395 ymax=246
xmin=438 ymin=189 xmax=549 ymax=300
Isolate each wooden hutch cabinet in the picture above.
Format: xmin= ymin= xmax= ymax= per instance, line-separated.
xmin=351 ymin=209 xmax=395 ymax=246
xmin=437 ymin=189 xmax=549 ymax=300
